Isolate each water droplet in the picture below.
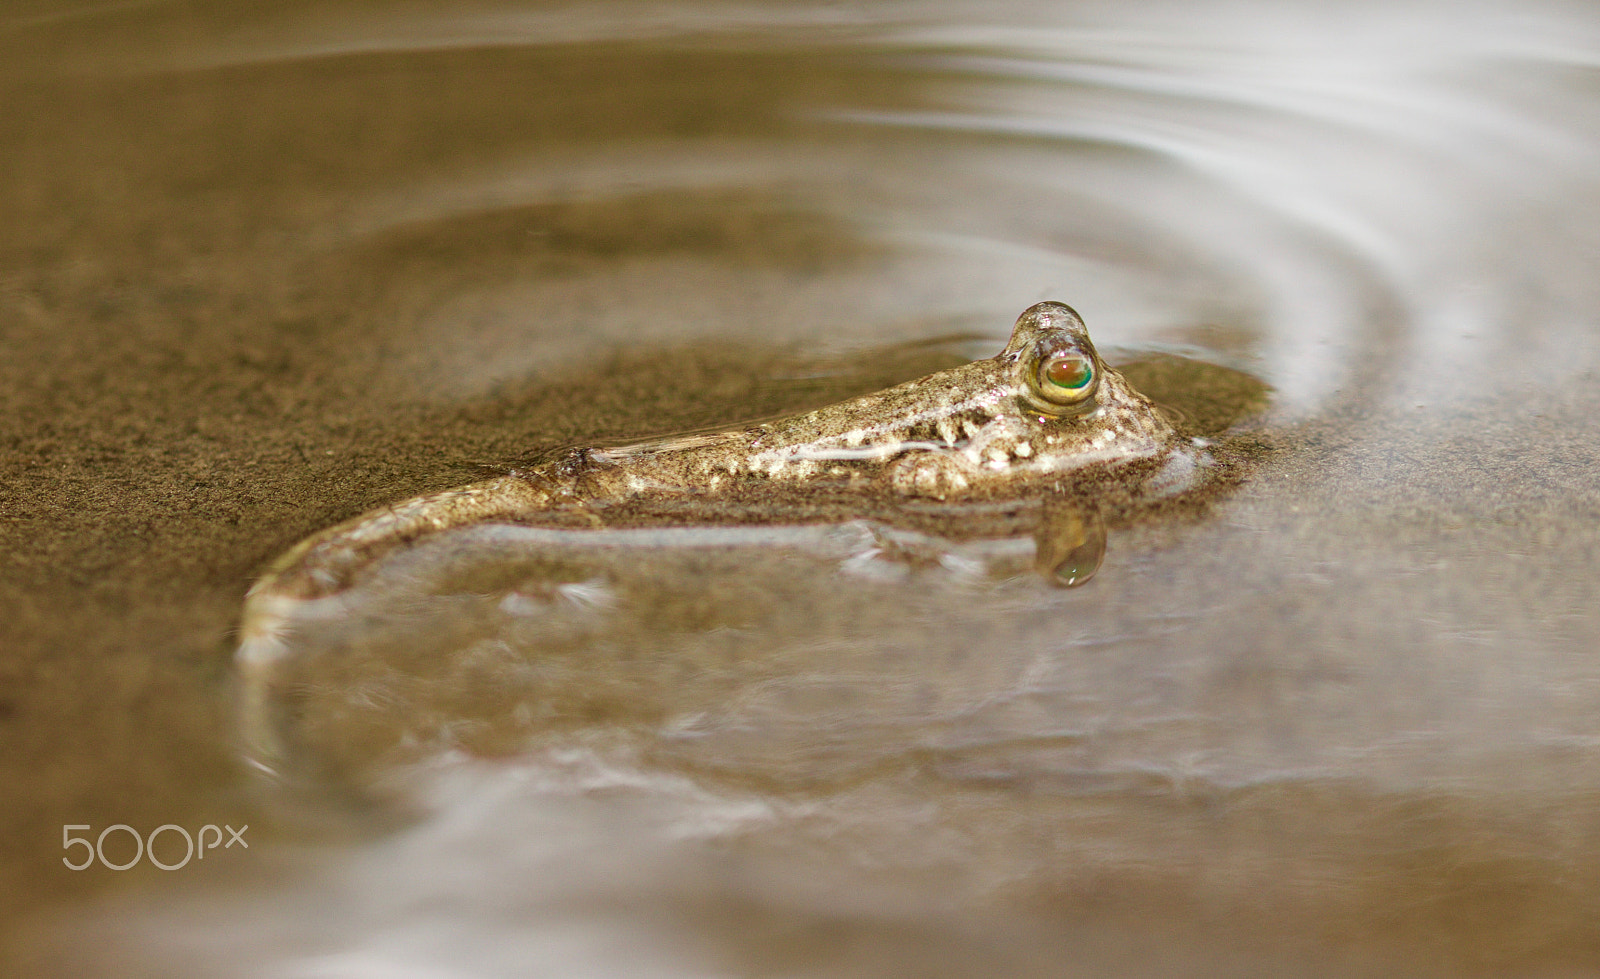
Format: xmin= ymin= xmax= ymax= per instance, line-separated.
xmin=1034 ymin=504 xmax=1106 ymax=587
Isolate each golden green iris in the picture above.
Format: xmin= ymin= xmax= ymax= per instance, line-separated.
xmin=1044 ymin=355 xmax=1092 ymax=391
xmin=1034 ymin=350 xmax=1097 ymax=407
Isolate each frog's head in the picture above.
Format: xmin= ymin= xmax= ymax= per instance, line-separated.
xmin=999 ymin=301 xmax=1107 ymax=417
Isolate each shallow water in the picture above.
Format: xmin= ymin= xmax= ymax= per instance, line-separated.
xmin=4 ymin=0 xmax=1600 ymax=975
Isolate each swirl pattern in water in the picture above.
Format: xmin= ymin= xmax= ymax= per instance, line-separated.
xmin=9 ymin=0 xmax=1600 ymax=977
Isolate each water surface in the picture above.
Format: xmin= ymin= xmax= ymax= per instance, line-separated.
xmin=4 ymin=0 xmax=1600 ymax=975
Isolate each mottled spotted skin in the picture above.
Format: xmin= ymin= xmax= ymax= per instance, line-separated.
xmin=590 ymin=348 xmax=1167 ymax=499
xmin=242 ymin=302 xmax=1185 ymax=628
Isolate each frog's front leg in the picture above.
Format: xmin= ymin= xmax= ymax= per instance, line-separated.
xmin=882 ymin=449 xmax=980 ymax=500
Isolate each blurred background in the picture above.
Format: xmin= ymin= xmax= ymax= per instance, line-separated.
xmin=3 ymin=0 xmax=1600 ymax=975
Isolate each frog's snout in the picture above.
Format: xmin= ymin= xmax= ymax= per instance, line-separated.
xmin=1003 ymin=301 xmax=1092 ymax=360
xmin=1017 ymin=301 xmax=1086 ymax=334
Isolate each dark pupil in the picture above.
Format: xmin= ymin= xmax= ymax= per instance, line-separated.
xmin=1045 ymin=356 xmax=1091 ymax=390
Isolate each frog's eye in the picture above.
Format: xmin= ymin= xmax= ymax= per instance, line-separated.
xmin=1033 ymin=348 xmax=1098 ymax=407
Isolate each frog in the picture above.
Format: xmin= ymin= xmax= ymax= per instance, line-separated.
xmin=239 ymin=301 xmax=1203 ymax=665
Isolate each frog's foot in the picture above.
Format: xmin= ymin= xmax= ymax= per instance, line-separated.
xmin=882 ymin=451 xmax=979 ymax=500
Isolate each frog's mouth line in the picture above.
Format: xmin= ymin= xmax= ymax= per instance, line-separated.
xmin=788 ymin=441 xmax=949 ymax=461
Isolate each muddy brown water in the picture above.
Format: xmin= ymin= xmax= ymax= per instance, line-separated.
xmin=3 ymin=1 xmax=1600 ymax=976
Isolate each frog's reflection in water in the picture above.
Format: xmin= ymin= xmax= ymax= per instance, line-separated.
xmin=241 ymin=499 xmax=1118 ymax=793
